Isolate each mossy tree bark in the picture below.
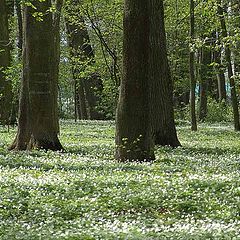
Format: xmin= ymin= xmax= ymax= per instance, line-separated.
xmin=9 ymin=0 xmax=63 ymax=150
xmin=0 ymin=0 xmax=12 ymax=125
xmin=115 ymin=0 xmax=154 ymax=161
xmin=149 ymin=0 xmax=181 ymax=147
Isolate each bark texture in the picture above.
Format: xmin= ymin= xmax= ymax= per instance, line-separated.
xmin=10 ymin=0 xmax=63 ymax=150
xmin=199 ymin=45 xmax=212 ymax=121
xmin=115 ymin=0 xmax=154 ymax=161
xmin=0 ymin=0 xmax=12 ymax=125
xmin=149 ymin=0 xmax=181 ymax=147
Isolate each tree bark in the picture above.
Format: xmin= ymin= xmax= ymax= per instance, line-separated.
xmin=10 ymin=0 xmax=63 ymax=150
xmin=115 ymin=0 xmax=154 ymax=161
xmin=213 ymin=46 xmax=227 ymax=102
xmin=149 ymin=0 xmax=181 ymax=147
xmin=15 ymin=0 xmax=23 ymax=58
xmin=199 ymin=45 xmax=212 ymax=121
xmin=189 ymin=0 xmax=197 ymax=131
xmin=0 ymin=0 xmax=12 ymax=125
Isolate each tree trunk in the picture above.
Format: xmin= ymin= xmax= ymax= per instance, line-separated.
xmin=199 ymin=45 xmax=212 ymax=121
xmin=0 ymin=0 xmax=12 ymax=125
xmin=15 ymin=0 xmax=23 ymax=58
xmin=10 ymin=0 xmax=63 ymax=150
xmin=218 ymin=0 xmax=240 ymax=131
xmin=84 ymin=73 xmax=104 ymax=120
xmin=149 ymin=0 xmax=181 ymax=147
xmin=77 ymin=78 xmax=88 ymax=120
xmin=213 ymin=46 xmax=227 ymax=101
xmin=115 ymin=0 xmax=154 ymax=161
xmin=189 ymin=0 xmax=197 ymax=131
xmin=52 ymin=0 xmax=63 ymax=134
xmin=65 ymin=1 xmax=104 ymax=120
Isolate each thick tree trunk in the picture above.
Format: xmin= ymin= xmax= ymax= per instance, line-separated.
xmin=115 ymin=0 xmax=154 ymax=161
xmin=149 ymin=0 xmax=181 ymax=147
xmin=0 ymin=0 xmax=12 ymax=125
xmin=10 ymin=0 xmax=63 ymax=150
xmin=218 ymin=0 xmax=240 ymax=131
xmin=189 ymin=0 xmax=197 ymax=131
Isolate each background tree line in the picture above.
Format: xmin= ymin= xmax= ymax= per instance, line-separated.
xmin=0 ymin=0 xmax=240 ymax=160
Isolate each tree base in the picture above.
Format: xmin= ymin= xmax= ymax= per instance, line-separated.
xmin=9 ymin=134 xmax=64 ymax=151
xmin=155 ymin=134 xmax=181 ymax=148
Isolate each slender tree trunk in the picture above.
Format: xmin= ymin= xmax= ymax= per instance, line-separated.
xmin=77 ymin=78 xmax=88 ymax=120
xmin=150 ymin=0 xmax=181 ymax=147
xmin=115 ymin=0 xmax=154 ymax=161
xmin=199 ymin=45 xmax=212 ymax=121
xmin=15 ymin=0 xmax=23 ymax=58
xmin=0 ymin=0 xmax=12 ymax=125
xmin=52 ymin=0 xmax=63 ymax=134
xmin=213 ymin=46 xmax=227 ymax=101
xmin=189 ymin=0 xmax=197 ymax=131
xmin=218 ymin=0 xmax=240 ymax=131
xmin=10 ymin=0 xmax=63 ymax=150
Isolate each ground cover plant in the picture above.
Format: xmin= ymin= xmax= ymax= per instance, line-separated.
xmin=0 ymin=121 xmax=240 ymax=239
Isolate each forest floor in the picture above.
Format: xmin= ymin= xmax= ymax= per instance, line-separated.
xmin=0 ymin=121 xmax=239 ymax=239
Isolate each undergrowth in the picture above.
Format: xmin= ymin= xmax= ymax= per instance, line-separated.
xmin=0 ymin=121 xmax=239 ymax=239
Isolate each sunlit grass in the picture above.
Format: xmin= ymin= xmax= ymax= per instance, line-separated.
xmin=0 ymin=121 xmax=239 ymax=239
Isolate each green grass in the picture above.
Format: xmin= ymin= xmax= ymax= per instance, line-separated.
xmin=0 ymin=121 xmax=239 ymax=239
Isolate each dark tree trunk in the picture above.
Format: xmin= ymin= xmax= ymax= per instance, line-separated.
xmin=84 ymin=73 xmax=104 ymax=120
xmin=189 ymin=0 xmax=197 ymax=131
xmin=115 ymin=0 xmax=154 ymax=161
xmin=10 ymin=0 xmax=63 ymax=150
xmin=0 ymin=0 xmax=12 ymax=125
xmin=15 ymin=0 xmax=23 ymax=58
xmin=199 ymin=45 xmax=212 ymax=121
xmin=77 ymin=78 xmax=88 ymax=120
xmin=150 ymin=0 xmax=181 ymax=147
xmin=218 ymin=0 xmax=240 ymax=131
xmin=52 ymin=0 xmax=63 ymax=135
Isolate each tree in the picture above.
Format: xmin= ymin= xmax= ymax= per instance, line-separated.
xmin=65 ymin=0 xmax=104 ymax=120
xmin=217 ymin=0 xmax=240 ymax=131
xmin=213 ymin=35 xmax=227 ymax=102
xmin=199 ymin=42 xmax=212 ymax=121
xmin=189 ymin=0 xmax=197 ymax=131
xmin=115 ymin=0 xmax=154 ymax=161
xmin=0 ymin=0 xmax=12 ymax=125
xmin=9 ymin=0 xmax=63 ymax=150
xmin=150 ymin=0 xmax=181 ymax=147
